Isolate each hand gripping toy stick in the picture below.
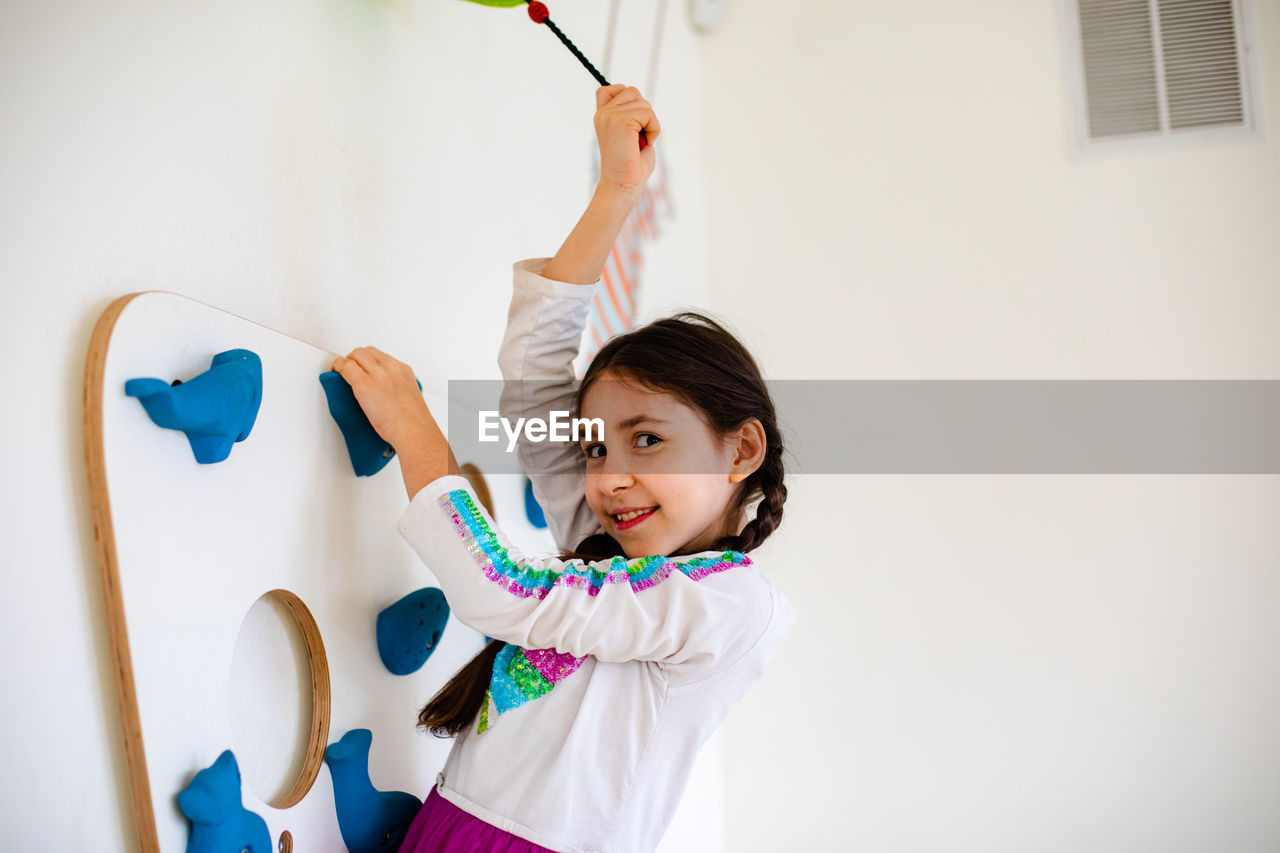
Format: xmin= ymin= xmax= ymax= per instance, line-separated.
xmin=458 ymin=0 xmax=649 ymax=149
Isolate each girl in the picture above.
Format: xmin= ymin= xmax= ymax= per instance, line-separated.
xmin=331 ymin=85 xmax=795 ymax=853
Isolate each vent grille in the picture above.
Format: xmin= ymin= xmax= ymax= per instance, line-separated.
xmin=1160 ymin=0 xmax=1244 ymax=128
xmin=1080 ymin=0 xmax=1162 ymax=137
xmin=1072 ymin=0 xmax=1254 ymax=144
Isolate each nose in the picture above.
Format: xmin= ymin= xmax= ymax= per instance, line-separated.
xmin=595 ymin=452 xmax=635 ymax=493
xmin=599 ymin=472 xmax=635 ymax=494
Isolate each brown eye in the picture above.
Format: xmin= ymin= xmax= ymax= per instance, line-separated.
xmin=584 ymin=443 xmax=606 ymax=458
xmin=636 ymin=433 xmax=662 ymax=448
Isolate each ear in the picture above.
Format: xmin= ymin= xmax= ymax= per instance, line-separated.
xmin=727 ymin=418 xmax=766 ymax=484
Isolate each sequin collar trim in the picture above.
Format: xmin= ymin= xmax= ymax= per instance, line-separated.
xmin=437 ymin=488 xmax=752 ymax=601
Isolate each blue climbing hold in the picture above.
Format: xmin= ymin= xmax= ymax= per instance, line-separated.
xmin=176 ymin=750 xmax=272 ymax=853
xmin=324 ymin=729 xmax=422 ymax=853
xmin=125 ymin=349 xmax=263 ymax=464
xmin=376 ymin=587 xmax=449 ymax=676
xmin=524 ymin=476 xmax=547 ymax=528
xmin=319 ymin=371 xmax=422 ymax=477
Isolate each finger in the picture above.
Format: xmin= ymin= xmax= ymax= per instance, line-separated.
xmin=331 ymin=354 xmax=368 ymax=382
xmin=347 ymin=347 xmax=381 ymax=373
xmin=614 ymin=103 xmax=654 ymax=122
xmin=606 ymin=86 xmax=643 ymax=108
xmin=595 ymin=84 xmax=626 ymax=109
xmin=604 ymin=98 xmax=651 ymax=119
xmin=367 ymin=347 xmax=413 ymax=378
xmin=615 ymin=105 xmax=659 ymax=140
xmin=644 ymin=112 xmax=661 ymax=142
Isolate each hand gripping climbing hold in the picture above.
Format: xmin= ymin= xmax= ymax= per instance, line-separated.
xmin=323 ymin=729 xmax=422 ymax=853
xmin=319 ymin=371 xmax=422 ymax=477
xmin=377 ymin=587 xmax=450 ymax=676
xmin=125 ymin=349 xmax=263 ymax=464
xmin=176 ymin=750 xmax=272 ymax=853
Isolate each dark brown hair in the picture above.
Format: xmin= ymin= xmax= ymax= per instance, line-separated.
xmin=417 ymin=312 xmax=787 ymax=738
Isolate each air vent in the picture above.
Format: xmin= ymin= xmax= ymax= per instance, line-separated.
xmin=1066 ymin=0 xmax=1259 ymax=147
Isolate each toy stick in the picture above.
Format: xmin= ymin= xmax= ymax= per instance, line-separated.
xmin=525 ymin=2 xmax=608 ymax=86
xmin=525 ymin=2 xmax=648 ymax=149
xmin=459 ymin=0 xmax=648 ymax=149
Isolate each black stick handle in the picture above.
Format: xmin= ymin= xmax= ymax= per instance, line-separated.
xmin=543 ymin=18 xmax=610 ymax=87
xmin=525 ymin=1 xmax=648 ymax=149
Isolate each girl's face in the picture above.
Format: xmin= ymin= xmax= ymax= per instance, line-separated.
xmin=578 ymin=371 xmax=757 ymax=559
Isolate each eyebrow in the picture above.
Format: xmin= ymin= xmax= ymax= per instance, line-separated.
xmin=617 ymin=414 xmax=669 ymax=430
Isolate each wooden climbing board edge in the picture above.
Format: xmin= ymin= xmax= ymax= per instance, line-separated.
xmin=84 ymin=292 xmax=159 ymax=853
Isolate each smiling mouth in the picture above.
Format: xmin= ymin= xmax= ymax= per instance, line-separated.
xmin=612 ymin=507 xmax=657 ymax=531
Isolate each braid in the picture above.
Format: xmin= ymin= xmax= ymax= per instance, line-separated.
xmin=741 ymin=460 xmax=787 ymax=552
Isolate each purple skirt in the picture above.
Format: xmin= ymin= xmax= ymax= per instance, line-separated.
xmin=399 ymin=785 xmax=560 ymax=853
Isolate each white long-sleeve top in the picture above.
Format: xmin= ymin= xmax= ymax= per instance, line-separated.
xmin=396 ymin=258 xmax=795 ymax=853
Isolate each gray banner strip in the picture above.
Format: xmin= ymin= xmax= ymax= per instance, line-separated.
xmin=445 ymin=380 xmax=1280 ymax=475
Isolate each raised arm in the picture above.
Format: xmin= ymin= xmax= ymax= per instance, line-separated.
xmin=541 ymin=84 xmax=661 ymax=284
xmin=497 ymin=85 xmax=660 ymax=550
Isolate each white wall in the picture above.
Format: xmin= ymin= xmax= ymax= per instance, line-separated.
xmin=0 ymin=0 xmax=726 ymax=850
xmin=697 ymin=1 xmax=1280 ymax=851
xmin=8 ymin=1 xmax=1278 ymax=850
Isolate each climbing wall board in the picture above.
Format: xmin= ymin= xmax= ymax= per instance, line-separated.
xmin=84 ymin=292 xmax=467 ymax=852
